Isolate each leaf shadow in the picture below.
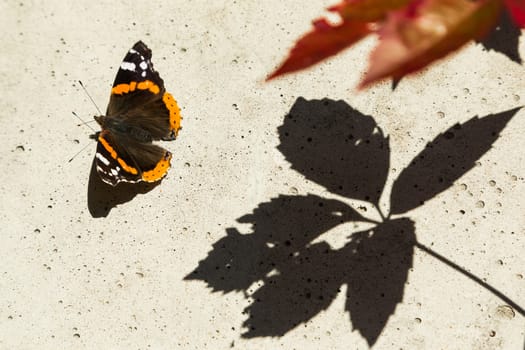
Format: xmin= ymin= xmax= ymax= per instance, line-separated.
xmin=477 ymin=8 xmax=523 ymax=64
xmin=87 ymin=158 xmax=160 ymax=217
xmin=390 ymin=107 xmax=520 ymax=214
xmin=277 ymin=97 xmax=390 ymax=206
xmin=186 ymin=98 xmax=522 ymax=347
xmin=344 ymin=218 xmax=415 ymax=344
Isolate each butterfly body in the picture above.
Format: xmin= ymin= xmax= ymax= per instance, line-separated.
xmin=93 ymin=41 xmax=182 ymax=186
xmin=94 ymin=116 xmax=153 ymax=143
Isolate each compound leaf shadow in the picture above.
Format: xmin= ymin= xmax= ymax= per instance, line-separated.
xmin=186 ymin=98 xmax=521 ymax=347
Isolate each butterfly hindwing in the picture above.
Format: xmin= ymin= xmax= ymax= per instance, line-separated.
xmin=95 ymin=130 xmax=141 ymax=185
xmin=95 ymin=130 xmax=172 ymax=186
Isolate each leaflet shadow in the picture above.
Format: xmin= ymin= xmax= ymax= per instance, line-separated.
xmin=478 ymin=8 xmax=522 ymax=64
xmin=277 ymin=98 xmax=390 ymax=206
xmin=87 ymin=158 xmax=160 ymax=217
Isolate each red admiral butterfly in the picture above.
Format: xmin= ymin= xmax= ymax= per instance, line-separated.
xmin=92 ymin=41 xmax=182 ymax=186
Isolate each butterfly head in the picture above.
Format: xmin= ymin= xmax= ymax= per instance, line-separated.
xmin=94 ymin=115 xmax=105 ymax=127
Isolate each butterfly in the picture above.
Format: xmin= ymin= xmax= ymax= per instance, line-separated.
xmin=92 ymin=41 xmax=182 ymax=186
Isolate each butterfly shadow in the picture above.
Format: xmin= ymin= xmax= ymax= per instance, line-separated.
xmin=185 ymin=98 xmax=523 ymax=347
xmin=87 ymin=158 xmax=161 ymax=217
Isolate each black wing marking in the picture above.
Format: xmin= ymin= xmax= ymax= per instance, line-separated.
xmin=112 ymin=41 xmax=164 ymax=89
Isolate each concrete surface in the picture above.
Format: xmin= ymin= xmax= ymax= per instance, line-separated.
xmin=1 ymin=1 xmax=524 ymax=349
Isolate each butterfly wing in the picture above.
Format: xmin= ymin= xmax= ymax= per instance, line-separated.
xmin=94 ymin=41 xmax=182 ymax=186
xmin=95 ymin=130 xmax=172 ymax=186
xmin=106 ymin=41 xmax=182 ymax=141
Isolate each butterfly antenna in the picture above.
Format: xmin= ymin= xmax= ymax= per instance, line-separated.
xmin=78 ymin=80 xmax=103 ymax=115
xmin=72 ymin=111 xmax=96 ymax=132
xmin=77 ymin=119 xmax=96 ymax=127
xmin=68 ymin=141 xmax=93 ymax=163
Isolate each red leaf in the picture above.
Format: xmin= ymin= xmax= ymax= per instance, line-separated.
xmin=504 ymin=0 xmax=525 ymax=27
xmin=267 ymin=18 xmax=370 ymax=80
xmin=360 ymin=0 xmax=503 ymax=88
xmin=330 ymin=0 xmax=413 ymax=22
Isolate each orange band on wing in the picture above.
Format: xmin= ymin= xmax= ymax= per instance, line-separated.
xmin=112 ymin=80 xmax=160 ymax=95
xmin=162 ymin=92 xmax=182 ymax=136
xmin=142 ymin=152 xmax=172 ymax=182
xmin=98 ymin=134 xmax=139 ymax=175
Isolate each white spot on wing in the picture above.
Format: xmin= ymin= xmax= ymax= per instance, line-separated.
xmin=139 ymin=61 xmax=148 ymax=70
xmin=96 ymin=153 xmax=110 ymax=166
xmin=129 ymin=48 xmax=137 ymax=54
xmin=110 ymin=168 xmax=119 ymax=176
xmin=141 ymin=71 xmax=146 ymax=77
xmin=117 ymin=177 xmax=141 ymax=183
xmin=120 ymin=61 xmax=136 ymax=71
xmin=96 ymin=165 xmax=108 ymax=174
